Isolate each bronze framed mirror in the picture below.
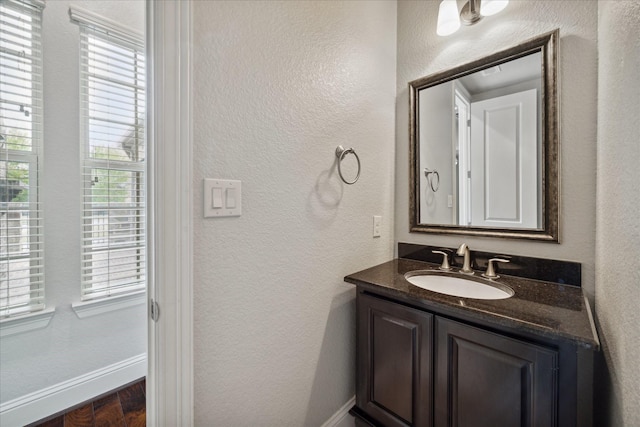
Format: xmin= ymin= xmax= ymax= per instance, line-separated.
xmin=409 ymin=30 xmax=559 ymax=241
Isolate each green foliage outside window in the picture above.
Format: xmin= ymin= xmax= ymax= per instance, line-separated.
xmin=90 ymin=146 xmax=140 ymax=205
xmin=0 ymin=127 xmax=31 ymax=203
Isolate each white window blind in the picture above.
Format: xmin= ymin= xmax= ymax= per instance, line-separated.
xmin=71 ymin=8 xmax=146 ymax=301
xmin=0 ymin=0 xmax=45 ymax=317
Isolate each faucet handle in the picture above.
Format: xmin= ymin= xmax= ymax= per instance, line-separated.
xmin=432 ymin=250 xmax=452 ymax=271
xmin=482 ymin=258 xmax=510 ymax=279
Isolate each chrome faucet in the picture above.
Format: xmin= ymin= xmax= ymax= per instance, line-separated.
xmin=456 ymin=243 xmax=474 ymax=275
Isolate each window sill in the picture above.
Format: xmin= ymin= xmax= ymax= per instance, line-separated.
xmin=72 ymin=291 xmax=146 ymax=319
xmin=0 ymin=308 xmax=56 ymax=338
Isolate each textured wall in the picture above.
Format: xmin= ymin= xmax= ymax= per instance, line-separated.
xmin=0 ymin=0 xmax=146 ymax=404
xmin=419 ymin=81 xmax=454 ymax=225
xmin=192 ymin=1 xmax=396 ymax=425
xmin=395 ymin=1 xmax=598 ymax=299
xmin=596 ymin=1 xmax=640 ymax=425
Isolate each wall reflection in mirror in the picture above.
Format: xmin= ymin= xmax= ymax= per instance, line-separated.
xmin=409 ymin=30 xmax=559 ymax=241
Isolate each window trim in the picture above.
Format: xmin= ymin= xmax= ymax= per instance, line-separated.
xmin=71 ymin=290 xmax=145 ymax=319
xmin=0 ymin=307 xmax=54 ymax=337
xmin=0 ymin=0 xmax=46 ymax=318
xmin=73 ymin=7 xmax=146 ymax=302
xmin=69 ymin=6 xmax=144 ymax=47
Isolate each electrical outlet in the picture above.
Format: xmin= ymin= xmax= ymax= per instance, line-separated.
xmin=373 ymin=215 xmax=382 ymax=238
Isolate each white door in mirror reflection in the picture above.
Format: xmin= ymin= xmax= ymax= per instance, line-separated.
xmin=469 ymin=89 xmax=539 ymax=228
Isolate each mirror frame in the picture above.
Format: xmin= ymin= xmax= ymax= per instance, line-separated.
xmin=409 ymin=29 xmax=559 ymax=242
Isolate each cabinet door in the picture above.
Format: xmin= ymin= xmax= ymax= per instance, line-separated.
xmin=357 ymin=293 xmax=433 ymax=427
xmin=435 ymin=317 xmax=558 ymax=427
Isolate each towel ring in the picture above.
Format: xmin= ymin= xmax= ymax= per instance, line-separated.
xmin=424 ymin=168 xmax=440 ymax=192
xmin=335 ymin=145 xmax=361 ymax=185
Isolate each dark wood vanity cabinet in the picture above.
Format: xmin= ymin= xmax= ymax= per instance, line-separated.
xmin=353 ymin=292 xmax=563 ymax=427
xmin=356 ymin=292 xmax=434 ymax=427
xmin=434 ymin=317 xmax=558 ymax=427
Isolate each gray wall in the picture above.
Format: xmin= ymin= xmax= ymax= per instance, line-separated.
xmin=419 ymin=81 xmax=454 ymax=225
xmin=395 ymin=0 xmax=598 ymax=299
xmin=596 ymin=1 xmax=640 ymax=425
xmin=192 ymin=1 xmax=396 ymax=424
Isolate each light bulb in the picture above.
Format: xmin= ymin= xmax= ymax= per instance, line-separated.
xmin=437 ymin=0 xmax=461 ymax=36
xmin=481 ymin=0 xmax=509 ymax=16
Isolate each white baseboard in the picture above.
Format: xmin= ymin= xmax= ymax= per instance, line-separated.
xmin=0 ymin=354 xmax=146 ymax=427
xmin=321 ymin=396 xmax=356 ymax=427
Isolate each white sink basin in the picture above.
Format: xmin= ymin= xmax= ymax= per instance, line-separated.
xmin=405 ymin=271 xmax=514 ymax=300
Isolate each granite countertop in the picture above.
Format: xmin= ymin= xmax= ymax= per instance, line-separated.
xmin=345 ymin=258 xmax=600 ymax=350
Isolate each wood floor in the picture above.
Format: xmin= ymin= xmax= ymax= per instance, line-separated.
xmin=29 ymin=379 xmax=145 ymax=427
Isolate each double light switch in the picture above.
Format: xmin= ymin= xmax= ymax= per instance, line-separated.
xmin=204 ymin=179 xmax=242 ymax=217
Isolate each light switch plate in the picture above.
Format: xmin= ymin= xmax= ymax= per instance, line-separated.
xmin=204 ymin=179 xmax=242 ymax=217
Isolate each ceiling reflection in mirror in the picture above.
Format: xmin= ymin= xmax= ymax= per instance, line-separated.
xmin=409 ymin=30 xmax=559 ymax=241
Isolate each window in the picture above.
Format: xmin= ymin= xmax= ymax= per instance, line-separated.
xmin=0 ymin=0 xmax=45 ymax=317
xmin=72 ymin=9 xmax=146 ymax=301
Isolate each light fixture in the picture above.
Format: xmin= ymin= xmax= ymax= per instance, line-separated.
xmin=481 ymin=0 xmax=509 ymax=16
xmin=437 ymin=0 xmax=509 ymax=36
xmin=436 ymin=0 xmax=461 ymax=37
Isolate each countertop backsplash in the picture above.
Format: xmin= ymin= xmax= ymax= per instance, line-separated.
xmin=398 ymin=242 xmax=581 ymax=287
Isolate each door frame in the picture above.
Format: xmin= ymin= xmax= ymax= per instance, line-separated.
xmin=147 ymin=1 xmax=194 ymax=425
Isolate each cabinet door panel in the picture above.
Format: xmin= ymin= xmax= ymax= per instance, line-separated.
xmin=357 ymin=293 xmax=433 ymax=427
xmin=435 ymin=317 xmax=558 ymax=427
xmin=372 ymin=312 xmax=414 ymax=422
